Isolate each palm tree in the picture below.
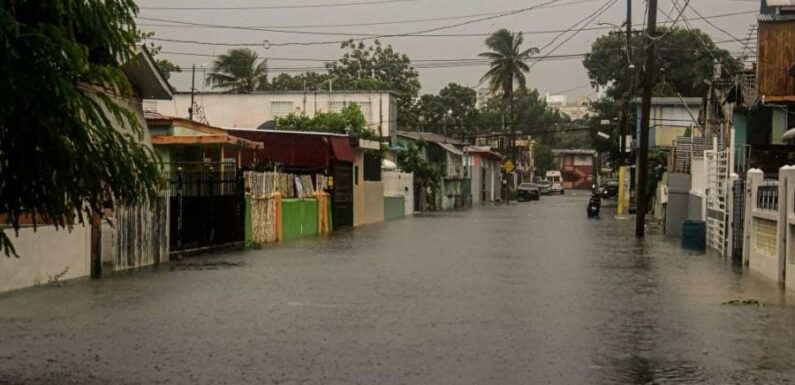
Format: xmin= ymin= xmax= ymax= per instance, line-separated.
xmin=479 ymin=29 xmax=538 ymax=157
xmin=206 ymin=48 xmax=269 ymax=93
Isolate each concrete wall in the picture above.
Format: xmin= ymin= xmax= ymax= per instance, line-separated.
xmin=0 ymin=225 xmax=90 ymax=293
xmin=468 ymin=155 xmax=501 ymax=204
xmin=382 ymin=171 xmax=414 ymax=216
xmin=281 ymin=199 xmax=319 ymax=241
xmin=745 ymin=169 xmax=786 ymax=285
xmin=353 ymin=150 xmax=385 ymax=226
xmin=666 ymin=173 xmax=691 ymax=236
xmin=384 ymin=197 xmax=406 ymax=221
xmin=155 ymin=92 xmax=396 ymax=138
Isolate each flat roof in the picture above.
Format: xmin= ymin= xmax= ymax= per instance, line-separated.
xmin=172 ymin=90 xmax=399 ymax=96
xmin=225 ymin=127 xmax=350 ymax=137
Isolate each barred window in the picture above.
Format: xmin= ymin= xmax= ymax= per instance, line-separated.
xmin=271 ymin=101 xmax=294 ymax=118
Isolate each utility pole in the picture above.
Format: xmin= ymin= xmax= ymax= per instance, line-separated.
xmin=636 ymin=0 xmax=658 ymax=237
xmin=189 ymin=64 xmax=196 ymax=121
xmin=619 ymin=0 xmax=632 ymax=166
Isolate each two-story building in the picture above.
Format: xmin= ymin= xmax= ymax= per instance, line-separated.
xmin=633 ymin=97 xmax=702 ymax=150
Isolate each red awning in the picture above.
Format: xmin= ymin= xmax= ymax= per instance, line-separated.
xmin=328 ymin=136 xmax=355 ymax=163
xmin=227 ymin=129 xmax=344 ymax=170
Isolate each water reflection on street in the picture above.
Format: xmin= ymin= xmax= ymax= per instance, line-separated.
xmin=2 ymin=193 xmax=795 ymax=384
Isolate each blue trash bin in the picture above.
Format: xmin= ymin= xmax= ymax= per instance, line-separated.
xmin=682 ymin=220 xmax=706 ymax=251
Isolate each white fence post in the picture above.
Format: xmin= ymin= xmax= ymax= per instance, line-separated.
xmin=781 ymin=166 xmax=795 ymax=289
xmin=744 ymin=169 xmax=763 ymax=266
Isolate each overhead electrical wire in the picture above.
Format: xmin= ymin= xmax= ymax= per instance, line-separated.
xmin=136 ymin=9 xmax=755 ymax=31
xmin=143 ymin=0 xmax=575 ymax=47
xmin=138 ymin=0 xmax=419 ymax=11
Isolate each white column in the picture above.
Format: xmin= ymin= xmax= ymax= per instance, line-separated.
xmin=744 ymin=169 xmax=763 ymax=265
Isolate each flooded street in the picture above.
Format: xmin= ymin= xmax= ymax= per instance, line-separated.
xmin=2 ymin=194 xmax=795 ymax=384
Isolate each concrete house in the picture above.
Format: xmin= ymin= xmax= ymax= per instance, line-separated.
xmin=396 ymin=131 xmax=471 ymax=211
xmin=465 ymin=146 xmax=504 ymax=204
xmin=152 ymin=91 xmax=398 ymax=140
xmin=632 ymin=97 xmax=702 ymax=149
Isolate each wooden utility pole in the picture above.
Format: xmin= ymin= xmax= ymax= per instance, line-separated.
xmin=636 ymin=0 xmax=657 ymax=237
xmin=189 ymin=64 xmax=196 ymax=121
xmin=619 ymin=0 xmax=632 ymax=166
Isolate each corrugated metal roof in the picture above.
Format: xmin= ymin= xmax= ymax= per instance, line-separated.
xmin=766 ymin=0 xmax=795 ymax=6
xmin=396 ymin=130 xmax=464 ymax=145
xmin=758 ymin=13 xmax=795 ymax=21
xmin=436 ymin=142 xmax=463 ymax=156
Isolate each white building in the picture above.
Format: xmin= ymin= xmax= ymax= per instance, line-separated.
xmin=151 ymin=90 xmax=398 ymax=139
xmin=632 ymin=97 xmax=702 ymax=149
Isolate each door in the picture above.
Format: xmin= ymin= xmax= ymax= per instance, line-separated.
xmin=330 ymin=161 xmax=354 ymax=228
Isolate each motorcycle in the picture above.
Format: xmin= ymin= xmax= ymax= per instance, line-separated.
xmin=587 ymin=185 xmax=601 ymax=218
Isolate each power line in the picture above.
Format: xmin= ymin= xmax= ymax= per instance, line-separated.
xmin=137 ymin=0 xmax=599 ymax=35
xmin=138 ymin=0 xmax=419 ymax=11
xmin=137 ymin=9 xmax=755 ymax=32
xmin=145 ymin=0 xmax=571 ymax=48
xmin=530 ymin=0 xmax=619 ymax=69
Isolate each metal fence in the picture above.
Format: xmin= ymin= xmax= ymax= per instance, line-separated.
xmin=756 ymin=183 xmax=779 ymax=211
xmin=165 ymin=163 xmax=245 ymax=252
xmin=732 ymin=178 xmax=746 ymax=259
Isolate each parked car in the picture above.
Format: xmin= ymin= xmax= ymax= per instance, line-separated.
xmin=517 ymin=183 xmax=540 ymax=201
xmin=601 ymin=180 xmax=619 ymax=199
xmin=535 ymin=180 xmax=552 ymax=195
xmin=545 ymin=171 xmax=564 ymax=195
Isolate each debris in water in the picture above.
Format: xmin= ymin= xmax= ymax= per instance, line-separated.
xmin=721 ymin=299 xmax=763 ymax=307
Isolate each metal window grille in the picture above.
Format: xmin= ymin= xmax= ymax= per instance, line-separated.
xmin=271 ymin=101 xmax=294 ymax=118
xmin=757 ymin=183 xmax=779 ymax=211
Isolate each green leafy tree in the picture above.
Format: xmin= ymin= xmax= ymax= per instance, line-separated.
xmin=411 ymin=83 xmax=479 ymax=140
xmin=270 ymin=72 xmax=332 ymax=91
xmin=327 ymin=40 xmax=421 ymax=128
xmin=479 ymin=29 xmax=539 ymax=155
xmin=396 ymin=141 xmax=440 ymax=211
xmin=275 ymin=103 xmax=377 ymax=140
xmin=0 ymin=0 xmax=162 ymax=256
xmin=206 ymin=48 xmax=269 ymax=93
xmin=583 ymin=27 xmax=741 ymax=100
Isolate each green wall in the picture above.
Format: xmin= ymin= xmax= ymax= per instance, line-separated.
xmin=384 ymin=196 xmax=405 ymax=221
xmin=281 ymin=199 xmax=319 ymax=241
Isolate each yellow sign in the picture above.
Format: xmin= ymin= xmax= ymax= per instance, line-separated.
xmin=501 ymin=160 xmax=515 ymax=173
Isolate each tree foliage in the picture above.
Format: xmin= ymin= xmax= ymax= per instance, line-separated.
xmin=326 ymin=40 xmax=420 ymax=128
xmin=0 ymin=0 xmax=162 ymax=256
xmin=583 ymin=27 xmax=742 ymax=100
xmin=411 ymin=83 xmax=478 ymax=140
xmin=206 ymin=48 xmax=269 ymax=93
xmin=275 ymin=103 xmax=377 ymax=140
xmin=479 ymin=29 xmax=539 ymax=98
xmin=270 ymin=72 xmax=332 ymax=91
xmin=396 ymin=141 xmax=440 ymax=210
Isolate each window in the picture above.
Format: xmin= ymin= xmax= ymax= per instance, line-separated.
xmin=271 ymin=101 xmax=294 ymax=118
xmin=328 ymin=101 xmax=372 ymax=122
xmin=363 ymin=151 xmax=382 ymax=181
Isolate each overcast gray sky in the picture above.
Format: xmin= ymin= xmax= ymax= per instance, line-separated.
xmin=137 ymin=0 xmax=760 ymax=100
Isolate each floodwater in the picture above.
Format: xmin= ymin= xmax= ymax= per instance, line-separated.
xmin=2 ymin=194 xmax=795 ymax=384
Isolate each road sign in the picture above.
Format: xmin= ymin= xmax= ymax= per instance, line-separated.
xmin=501 ymin=159 xmax=515 ymax=173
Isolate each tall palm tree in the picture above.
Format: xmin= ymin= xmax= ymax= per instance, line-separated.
xmin=206 ymin=48 xmax=269 ymax=93
xmin=479 ymin=29 xmax=538 ymax=157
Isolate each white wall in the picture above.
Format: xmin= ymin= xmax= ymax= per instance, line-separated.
xmin=154 ymin=92 xmax=396 ymax=138
xmin=0 ymin=226 xmax=91 ymax=293
xmin=383 ymin=171 xmax=414 ymax=216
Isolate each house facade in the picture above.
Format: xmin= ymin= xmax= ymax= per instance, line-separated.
xmin=552 ymin=149 xmax=597 ymax=190
xmin=633 ymin=97 xmax=702 ymax=149
xmin=396 ymin=131 xmax=471 ymax=211
xmin=151 ymin=91 xmax=398 ymax=140
xmin=465 ymin=146 xmax=504 ymax=204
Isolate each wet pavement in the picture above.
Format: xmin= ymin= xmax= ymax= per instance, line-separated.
xmin=3 ymin=194 xmax=795 ymax=384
